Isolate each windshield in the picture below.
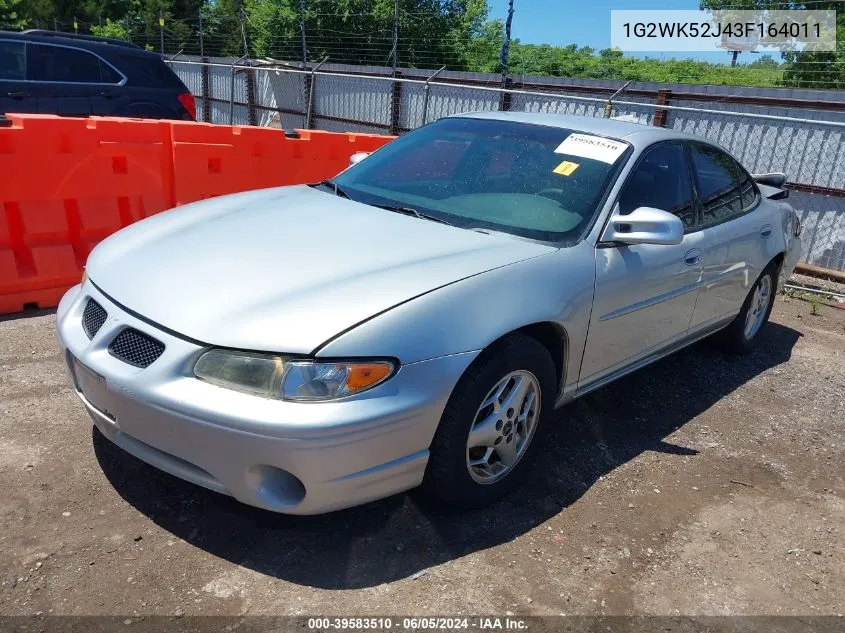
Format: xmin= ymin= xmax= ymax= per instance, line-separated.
xmin=332 ymin=117 xmax=630 ymax=242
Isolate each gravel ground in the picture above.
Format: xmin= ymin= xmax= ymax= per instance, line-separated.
xmin=0 ymin=297 xmax=843 ymax=616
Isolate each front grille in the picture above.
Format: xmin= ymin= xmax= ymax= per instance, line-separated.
xmin=82 ymin=299 xmax=107 ymax=339
xmin=108 ymin=328 xmax=165 ymax=368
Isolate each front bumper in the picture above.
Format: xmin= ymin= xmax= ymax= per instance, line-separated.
xmin=56 ymin=282 xmax=477 ymax=514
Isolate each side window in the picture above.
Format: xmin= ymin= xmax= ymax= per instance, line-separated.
xmin=0 ymin=41 xmax=26 ymax=81
xmin=689 ymin=143 xmax=755 ymax=224
xmin=618 ymin=143 xmax=696 ymax=228
xmin=28 ymin=44 xmax=119 ymax=84
xmin=99 ymin=62 xmax=122 ymax=84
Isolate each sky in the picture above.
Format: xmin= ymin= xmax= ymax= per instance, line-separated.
xmin=488 ymin=0 xmax=749 ymax=64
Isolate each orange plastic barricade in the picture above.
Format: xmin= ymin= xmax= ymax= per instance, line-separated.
xmin=0 ymin=115 xmax=175 ymax=313
xmin=169 ymin=122 xmax=393 ymax=205
xmin=0 ymin=113 xmax=394 ymax=314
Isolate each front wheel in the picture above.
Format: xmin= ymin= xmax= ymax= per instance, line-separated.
xmin=716 ymin=263 xmax=778 ymax=354
xmin=422 ymin=334 xmax=556 ymax=509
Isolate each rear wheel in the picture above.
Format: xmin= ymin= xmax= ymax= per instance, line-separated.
xmin=716 ymin=263 xmax=778 ymax=354
xmin=423 ymin=334 xmax=556 ymax=508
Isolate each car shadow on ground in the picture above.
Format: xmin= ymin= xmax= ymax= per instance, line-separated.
xmin=95 ymin=322 xmax=801 ymax=590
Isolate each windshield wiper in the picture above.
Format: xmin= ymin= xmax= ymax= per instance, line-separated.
xmin=312 ymin=179 xmax=350 ymax=199
xmin=372 ymin=204 xmax=455 ymax=226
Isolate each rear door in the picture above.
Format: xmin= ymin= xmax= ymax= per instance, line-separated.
xmin=686 ymin=142 xmax=767 ymax=330
xmin=0 ymin=40 xmax=37 ymax=114
xmin=26 ymin=43 xmax=115 ymax=116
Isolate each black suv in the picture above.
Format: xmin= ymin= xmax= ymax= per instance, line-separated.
xmin=0 ymin=30 xmax=195 ymax=120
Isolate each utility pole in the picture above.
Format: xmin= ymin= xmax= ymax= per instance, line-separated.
xmin=300 ymin=0 xmax=307 ymax=67
xmin=240 ymin=8 xmax=250 ymax=58
xmin=730 ymin=50 xmax=739 ymax=67
xmin=391 ymin=0 xmax=399 ymax=75
xmin=500 ymin=0 xmax=514 ymax=88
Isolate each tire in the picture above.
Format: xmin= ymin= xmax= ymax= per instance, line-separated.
xmin=422 ymin=333 xmax=557 ymax=509
xmin=715 ymin=262 xmax=778 ymax=355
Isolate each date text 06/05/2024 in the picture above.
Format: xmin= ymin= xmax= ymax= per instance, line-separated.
xmin=306 ymin=617 xmax=530 ymax=631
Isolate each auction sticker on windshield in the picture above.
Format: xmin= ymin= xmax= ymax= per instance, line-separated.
xmin=555 ymin=133 xmax=627 ymax=164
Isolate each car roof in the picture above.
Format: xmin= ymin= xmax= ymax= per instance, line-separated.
xmin=450 ymin=110 xmax=707 ymax=149
xmin=1 ymin=29 xmax=160 ymax=60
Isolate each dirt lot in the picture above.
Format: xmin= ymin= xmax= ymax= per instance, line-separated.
xmin=1 ymin=297 xmax=843 ymax=617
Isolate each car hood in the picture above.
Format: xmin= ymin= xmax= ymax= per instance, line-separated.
xmin=87 ymin=185 xmax=556 ymax=353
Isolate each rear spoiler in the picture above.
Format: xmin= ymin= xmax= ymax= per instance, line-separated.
xmin=752 ymin=173 xmax=790 ymax=200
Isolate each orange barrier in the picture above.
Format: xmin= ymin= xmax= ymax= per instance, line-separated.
xmin=0 ymin=114 xmax=393 ymax=314
xmin=169 ymin=122 xmax=391 ymax=205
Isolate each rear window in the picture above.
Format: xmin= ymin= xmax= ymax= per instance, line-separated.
xmin=28 ymin=43 xmax=122 ymax=84
xmin=119 ymin=55 xmax=185 ymax=89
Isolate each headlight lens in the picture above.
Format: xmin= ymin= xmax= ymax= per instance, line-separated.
xmin=193 ymin=349 xmax=394 ymax=401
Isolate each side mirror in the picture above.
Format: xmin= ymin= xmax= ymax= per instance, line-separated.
xmin=601 ymin=206 xmax=684 ymax=246
xmin=349 ymin=151 xmax=370 ymax=167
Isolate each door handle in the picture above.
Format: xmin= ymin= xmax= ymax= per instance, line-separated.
xmin=7 ymin=91 xmax=28 ymax=98
xmin=99 ymin=90 xmax=119 ymax=98
xmin=684 ymin=249 xmax=701 ymax=266
xmin=760 ymin=225 xmax=773 ymax=239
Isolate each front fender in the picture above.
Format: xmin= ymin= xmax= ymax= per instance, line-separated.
xmin=316 ymin=242 xmax=596 ymax=396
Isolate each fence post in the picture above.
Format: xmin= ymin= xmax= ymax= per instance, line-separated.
xmin=652 ymin=89 xmax=672 ymax=127
xmin=159 ymin=11 xmax=164 ymax=54
xmin=421 ymin=65 xmax=446 ymax=127
xmin=246 ymin=67 xmax=258 ymax=126
xmin=198 ymin=7 xmax=204 ymax=57
xmin=201 ymin=57 xmax=211 ymax=123
xmin=229 ymin=54 xmax=247 ymax=125
xmin=300 ymin=0 xmax=308 ymax=68
xmin=499 ymin=77 xmax=512 ymax=112
xmin=305 ymin=57 xmax=328 ymax=130
xmin=604 ymin=80 xmax=632 ymax=118
xmin=390 ymin=72 xmax=403 ymax=134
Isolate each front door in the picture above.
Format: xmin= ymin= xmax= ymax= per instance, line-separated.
xmin=580 ymin=142 xmax=703 ymax=387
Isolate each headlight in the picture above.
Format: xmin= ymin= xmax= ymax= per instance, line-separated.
xmin=193 ymin=349 xmax=395 ymax=401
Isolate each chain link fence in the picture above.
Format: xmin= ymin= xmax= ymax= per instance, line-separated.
xmin=168 ymin=56 xmax=845 ymax=274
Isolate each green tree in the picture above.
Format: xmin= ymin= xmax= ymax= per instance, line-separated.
xmin=0 ymin=0 xmax=26 ymax=29
xmin=90 ymin=16 xmax=129 ymax=38
xmin=700 ymin=0 xmax=845 ymax=89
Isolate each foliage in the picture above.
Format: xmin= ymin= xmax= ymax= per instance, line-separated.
xmin=7 ymin=0 xmax=840 ymax=89
xmin=699 ymin=0 xmax=845 ymax=89
xmin=0 ymin=0 xmax=26 ymax=30
xmin=90 ymin=16 xmax=129 ymax=38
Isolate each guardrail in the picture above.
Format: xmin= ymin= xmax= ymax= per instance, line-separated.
xmin=0 ymin=114 xmax=393 ymax=314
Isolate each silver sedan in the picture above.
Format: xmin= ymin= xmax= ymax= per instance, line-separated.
xmin=56 ymin=112 xmax=802 ymax=514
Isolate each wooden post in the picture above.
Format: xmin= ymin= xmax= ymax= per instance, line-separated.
xmin=499 ymin=76 xmax=512 ymax=112
xmin=246 ymin=68 xmax=258 ymax=126
xmin=201 ymin=57 xmax=211 ymax=123
xmin=653 ymin=88 xmax=672 ymax=127
xmin=390 ymin=72 xmax=403 ymax=135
